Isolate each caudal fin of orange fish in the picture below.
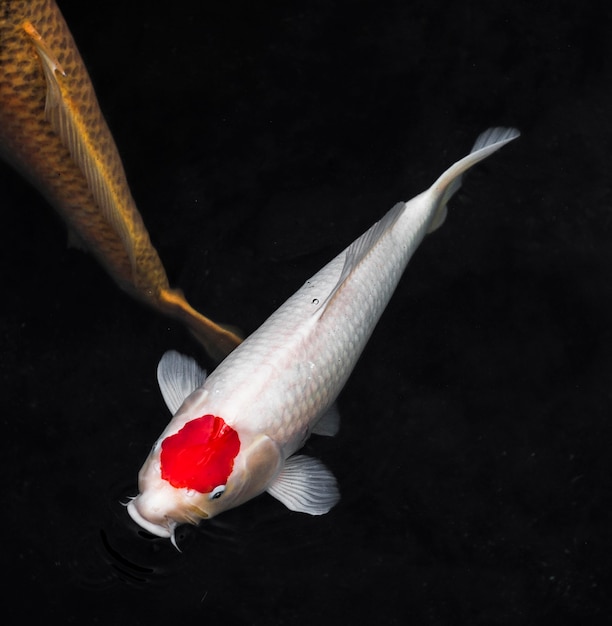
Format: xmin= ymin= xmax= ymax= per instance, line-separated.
xmin=159 ymin=289 xmax=243 ymax=362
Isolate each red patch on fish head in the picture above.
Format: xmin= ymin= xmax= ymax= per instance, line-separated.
xmin=160 ymin=415 xmax=240 ymax=493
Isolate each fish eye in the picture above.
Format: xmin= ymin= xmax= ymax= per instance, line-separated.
xmin=209 ymin=485 xmax=226 ymax=500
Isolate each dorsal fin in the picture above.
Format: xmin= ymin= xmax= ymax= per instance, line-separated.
xmin=25 ymin=21 xmax=139 ymax=275
xmin=315 ymin=127 xmax=519 ymax=316
xmin=317 ymin=201 xmax=406 ymax=315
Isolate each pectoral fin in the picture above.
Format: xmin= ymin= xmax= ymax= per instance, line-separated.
xmin=311 ymin=404 xmax=340 ymax=437
xmin=157 ymin=351 xmax=207 ymax=415
xmin=267 ymin=455 xmax=340 ymax=515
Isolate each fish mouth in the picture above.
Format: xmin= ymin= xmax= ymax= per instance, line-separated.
xmin=126 ymin=499 xmax=172 ymax=538
xmin=183 ymin=504 xmax=209 ymax=523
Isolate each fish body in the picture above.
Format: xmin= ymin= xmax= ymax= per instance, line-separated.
xmin=127 ymin=128 xmax=519 ymax=543
xmin=0 ymin=0 xmax=240 ymax=360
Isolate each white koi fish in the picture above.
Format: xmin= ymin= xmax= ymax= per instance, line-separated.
xmin=127 ymin=127 xmax=520 ymax=544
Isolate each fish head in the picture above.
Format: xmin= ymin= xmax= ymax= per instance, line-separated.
xmin=127 ymin=414 xmax=283 ymax=542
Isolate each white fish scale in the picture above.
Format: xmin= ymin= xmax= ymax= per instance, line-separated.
xmin=197 ymin=259 xmax=347 ymax=452
xmin=197 ymin=200 xmax=430 ymax=457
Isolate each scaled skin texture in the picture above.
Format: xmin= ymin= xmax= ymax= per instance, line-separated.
xmin=128 ymin=128 xmax=520 ymax=545
xmin=0 ymin=0 xmax=241 ymax=361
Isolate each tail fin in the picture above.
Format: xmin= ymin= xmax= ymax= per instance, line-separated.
xmin=427 ymin=127 xmax=520 ymax=232
xmin=159 ymin=288 xmax=243 ymax=362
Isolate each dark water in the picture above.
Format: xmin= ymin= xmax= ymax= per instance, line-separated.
xmin=2 ymin=1 xmax=612 ymax=623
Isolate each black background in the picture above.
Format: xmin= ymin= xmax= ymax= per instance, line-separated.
xmin=2 ymin=1 xmax=612 ymax=623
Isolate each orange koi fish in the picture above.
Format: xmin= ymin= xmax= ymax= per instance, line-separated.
xmin=0 ymin=0 xmax=241 ymax=361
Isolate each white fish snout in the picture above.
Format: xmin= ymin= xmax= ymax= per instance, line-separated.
xmin=127 ymin=495 xmax=173 ymax=538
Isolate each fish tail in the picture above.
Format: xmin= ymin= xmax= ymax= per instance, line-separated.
xmin=159 ymin=289 xmax=243 ymax=362
xmin=427 ymin=127 xmax=520 ymax=232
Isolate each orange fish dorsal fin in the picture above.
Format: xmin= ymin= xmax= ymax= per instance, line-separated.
xmin=23 ymin=20 xmax=139 ymax=279
xmin=22 ymin=21 xmax=65 ymax=75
